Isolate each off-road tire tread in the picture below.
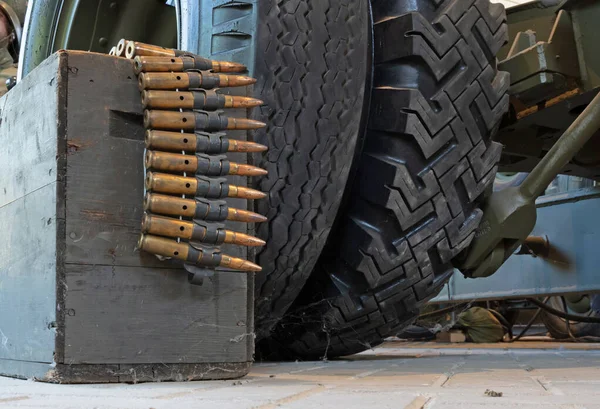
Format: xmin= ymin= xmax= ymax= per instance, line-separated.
xmin=261 ymin=0 xmax=509 ymax=360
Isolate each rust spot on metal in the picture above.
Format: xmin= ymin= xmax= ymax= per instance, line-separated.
xmin=67 ymin=142 xmax=82 ymax=154
xmin=67 ymin=139 xmax=97 ymax=154
xmin=517 ymin=88 xmax=581 ymax=120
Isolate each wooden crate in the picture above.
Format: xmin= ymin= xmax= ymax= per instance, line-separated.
xmin=0 ymin=51 xmax=254 ymax=383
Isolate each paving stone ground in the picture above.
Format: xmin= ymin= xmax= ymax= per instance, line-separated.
xmin=1 ymin=341 xmax=600 ymax=408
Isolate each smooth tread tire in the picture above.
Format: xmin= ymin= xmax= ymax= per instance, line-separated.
xmin=250 ymin=0 xmax=371 ymax=338
xmin=259 ymin=0 xmax=510 ymax=360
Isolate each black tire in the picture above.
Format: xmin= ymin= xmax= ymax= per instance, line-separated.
xmin=250 ymin=0 xmax=371 ymax=338
xmin=20 ymin=0 xmax=371 ymax=339
xmin=259 ymin=0 xmax=510 ymax=360
xmin=541 ymin=296 xmax=600 ymax=339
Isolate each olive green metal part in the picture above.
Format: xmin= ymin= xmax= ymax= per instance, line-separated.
xmin=499 ymin=10 xmax=579 ymax=106
xmin=495 ymin=1 xmax=600 ymax=180
xmin=461 ymin=89 xmax=600 ymax=278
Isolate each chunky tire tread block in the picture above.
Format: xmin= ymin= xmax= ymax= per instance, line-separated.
xmin=260 ymin=0 xmax=509 ymax=360
xmin=251 ymin=0 xmax=370 ymax=339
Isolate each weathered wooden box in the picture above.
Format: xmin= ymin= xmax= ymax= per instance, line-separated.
xmin=0 ymin=51 xmax=253 ymax=383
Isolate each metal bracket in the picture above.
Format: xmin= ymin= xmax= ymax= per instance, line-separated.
xmin=460 ymin=89 xmax=600 ymax=278
xmin=516 ymin=235 xmax=550 ymax=258
xmin=499 ymin=10 xmax=580 ymax=106
xmin=184 ymin=263 xmax=215 ymax=287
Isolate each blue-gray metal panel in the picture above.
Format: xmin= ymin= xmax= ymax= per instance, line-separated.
xmin=433 ymin=187 xmax=600 ymax=303
xmin=0 ymin=53 xmax=59 ymax=364
xmin=0 ymin=359 xmax=56 ymax=381
xmin=178 ymin=0 xmax=258 ymax=77
xmin=0 ymin=184 xmax=57 ymax=363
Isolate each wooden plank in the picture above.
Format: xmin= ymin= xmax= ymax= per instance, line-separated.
xmin=60 ymin=52 xmax=253 ymax=366
xmin=62 ymin=52 xmax=163 ymax=268
xmin=63 ymin=51 xmax=250 ymax=267
xmin=0 ymin=359 xmax=250 ymax=383
xmin=0 ymin=50 xmax=254 ymax=381
xmin=0 ymin=53 xmax=59 ymax=208
xmin=62 ymin=264 xmax=252 ymax=364
xmin=0 ymin=54 xmax=61 ymax=364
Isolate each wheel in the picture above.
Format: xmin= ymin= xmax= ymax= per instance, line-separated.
xmin=259 ymin=0 xmax=510 ymax=360
xmin=18 ymin=0 xmax=177 ymax=79
xmin=246 ymin=0 xmax=370 ymax=338
xmin=20 ymin=0 xmax=371 ymax=338
xmin=183 ymin=0 xmax=371 ymax=338
xmin=541 ymin=295 xmax=600 ymax=339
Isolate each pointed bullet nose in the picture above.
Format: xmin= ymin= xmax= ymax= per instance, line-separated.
xmin=234 ymin=164 xmax=268 ymax=177
xmin=221 ymin=74 xmax=257 ymax=87
xmin=229 ymin=140 xmax=269 ymax=153
xmin=231 ymin=96 xmax=264 ymax=109
xmin=228 ymin=208 xmax=268 ymax=223
xmin=227 ymin=118 xmax=267 ymax=130
xmin=242 ymin=260 xmax=263 ymax=272
xmin=249 ymin=213 xmax=268 ymax=223
xmin=233 ymin=186 xmax=267 ymax=200
xmin=215 ymin=61 xmax=248 ymax=73
xmin=240 ymin=233 xmax=267 ymax=247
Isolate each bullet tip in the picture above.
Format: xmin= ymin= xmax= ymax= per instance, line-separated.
xmin=246 ymin=236 xmax=267 ymax=247
xmin=255 ymin=214 xmax=268 ymax=223
xmin=251 ymin=143 xmax=269 ymax=153
xmin=244 ymin=261 xmax=263 ymax=272
xmin=216 ymin=61 xmax=248 ymax=73
xmin=228 ymin=118 xmax=267 ymax=130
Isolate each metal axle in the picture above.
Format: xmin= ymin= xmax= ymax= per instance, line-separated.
xmin=461 ymin=90 xmax=600 ymax=278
